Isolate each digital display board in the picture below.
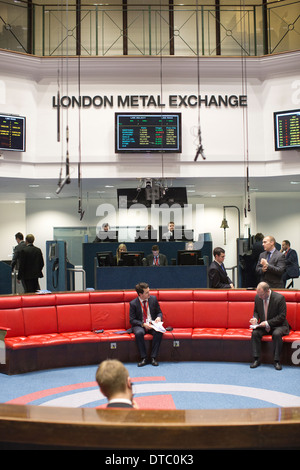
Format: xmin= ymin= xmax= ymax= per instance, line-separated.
xmin=274 ymin=109 xmax=300 ymax=151
xmin=115 ymin=113 xmax=181 ymax=153
xmin=0 ymin=114 xmax=26 ymax=152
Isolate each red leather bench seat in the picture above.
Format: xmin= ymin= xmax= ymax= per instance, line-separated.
xmin=90 ymin=291 xmax=132 ymax=342
xmin=0 ymin=288 xmax=300 ymax=374
xmin=222 ymin=290 xmax=256 ymax=340
xmin=56 ymin=293 xmax=100 ymax=344
xmin=282 ymin=291 xmax=300 ymax=342
xmin=193 ymin=290 xmax=228 ymax=339
xmin=158 ymin=290 xmax=194 ymax=339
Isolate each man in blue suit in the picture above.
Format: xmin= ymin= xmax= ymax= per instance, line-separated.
xmin=281 ymin=240 xmax=299 ymax=287
xmin=129 ymin=282 xmax=163 ymax=367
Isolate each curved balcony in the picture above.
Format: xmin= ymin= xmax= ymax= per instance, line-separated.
xmin=0 ymin=1 xmax=299 ymax=57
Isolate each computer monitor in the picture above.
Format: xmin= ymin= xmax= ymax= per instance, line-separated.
xmin=96 ymin=251 xmax=113 ymax=267
xmin=177 ymin=250 xmax=203 ymax=266
xmin=120 ymin=252 xmax=144 ymax=266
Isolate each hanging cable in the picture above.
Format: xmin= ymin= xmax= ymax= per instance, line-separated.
xmin=77 ymin=19 xmax=85 ymax=221
xmin=159 ymin=0 xmax=165 ymax=191
xmin=240 ymin=0 xmax=251 ymax=216
xmin=56 ymin=0 xmax=71 ymax=195
xmin=56 ymin=1 xmax=63 ymax=187
xmin=194 ymin=0 xmax=206 ymax=161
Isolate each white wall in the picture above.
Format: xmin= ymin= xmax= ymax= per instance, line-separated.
xmin=1 ymin=52 xmax=300 ymax=181
xmin=0 ymin=201 xmax=26 ymax=260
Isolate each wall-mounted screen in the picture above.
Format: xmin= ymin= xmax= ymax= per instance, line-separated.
xmin=274 ymin=109 xmax=300 ymax=151
xmin=115 ymin=113 xmax=181 ymax=153
xmin=0 ymin=114 xmax=26 ymax=151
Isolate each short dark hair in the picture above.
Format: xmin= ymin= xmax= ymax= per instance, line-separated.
xmin=283 ymin=240 xmax=290 ymax=246
xmin=135 ymin=282 xmax=149 ymax=295
xmin=152 ymin=245 xmax=159 ymax=251
xmin=213 ymin=247 xmax=225 ymax=257
xmin=255 ymin=233 xmax=264 ymax=241
xmin=15 ymin=232 xmax=23 ymax=241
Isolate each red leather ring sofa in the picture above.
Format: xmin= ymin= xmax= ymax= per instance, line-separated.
xmin=0 ymin=289 xmax=299 ymax=374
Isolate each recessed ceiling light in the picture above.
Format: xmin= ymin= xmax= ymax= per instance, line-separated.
xmin=290 ymin=181 xmax=300 ymax=185
xmin=29 ymin=184 xmax=40 ymax=188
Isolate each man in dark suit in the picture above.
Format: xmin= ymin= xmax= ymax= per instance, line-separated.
xmin=17 ymin=234 xmax=44 ymax=293
xmin=144 ymin=245 xmax=168 ymax=266
xmin=130 ymin=282 xmax=163 ymax=367
xmin=256 ymin=235 xmax=286 ymax=288
xmin=96 ymin=359 xmax=136 ymax=408
xmin=250 ymin=282 xmax=289 ymax=370
xmin=208 ymin=247 xmax=234 ymax=288
xmin=281 ymin=240 xmax=299 ymax=287
xmin=11 ymin=232 xmax=26 ymax=271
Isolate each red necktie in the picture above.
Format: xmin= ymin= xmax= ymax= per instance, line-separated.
xmin=142 ymin=301 xmax=148 ymax=323
xmin=264 ymin=299 xmax=268 ymax=320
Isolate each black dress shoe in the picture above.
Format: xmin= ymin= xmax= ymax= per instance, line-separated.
xmin=250 ymin=359 xmax=261 ymax=369
xmin=151 ymin=358 xmax=159 ymax=366
xmin=274 ymin=362 xmax=282 ymax=370
xmin=138 ymin=358 xmax=147 ymax=367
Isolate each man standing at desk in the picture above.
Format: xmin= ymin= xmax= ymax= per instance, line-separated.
xmin=129 ymin=282 xmax=163 ymax=367
xmin=208 ymin=247 xmax=234 ymax=288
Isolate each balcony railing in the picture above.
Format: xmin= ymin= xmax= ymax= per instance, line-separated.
xmin=0 ymin=1 xmax=299 ymax=57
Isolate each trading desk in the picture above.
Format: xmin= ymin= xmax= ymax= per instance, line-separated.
xmin=96 ymin=265 xmax=208 ymax=290
xmin=82 ymin=241 xmax=212 ymax=289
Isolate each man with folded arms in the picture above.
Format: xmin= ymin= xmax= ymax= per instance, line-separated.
xmin=250 ymin=282 xmax=289 ymax=370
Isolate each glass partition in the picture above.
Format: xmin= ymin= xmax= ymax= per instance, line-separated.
xmin=0 ymin=0 xmax=299 ymax=57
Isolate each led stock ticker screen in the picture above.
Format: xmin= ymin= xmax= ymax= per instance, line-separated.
xmin=0 ymin=114 xmax=26 ymax=152
xmin=274 ymin=109 xmax=300 ymax=151
xmin=115 ymin=113 xmax=182 ymax=153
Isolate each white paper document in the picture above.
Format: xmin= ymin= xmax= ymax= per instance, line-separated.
xmin=150 ymin=321 xmax=166 ymax=333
